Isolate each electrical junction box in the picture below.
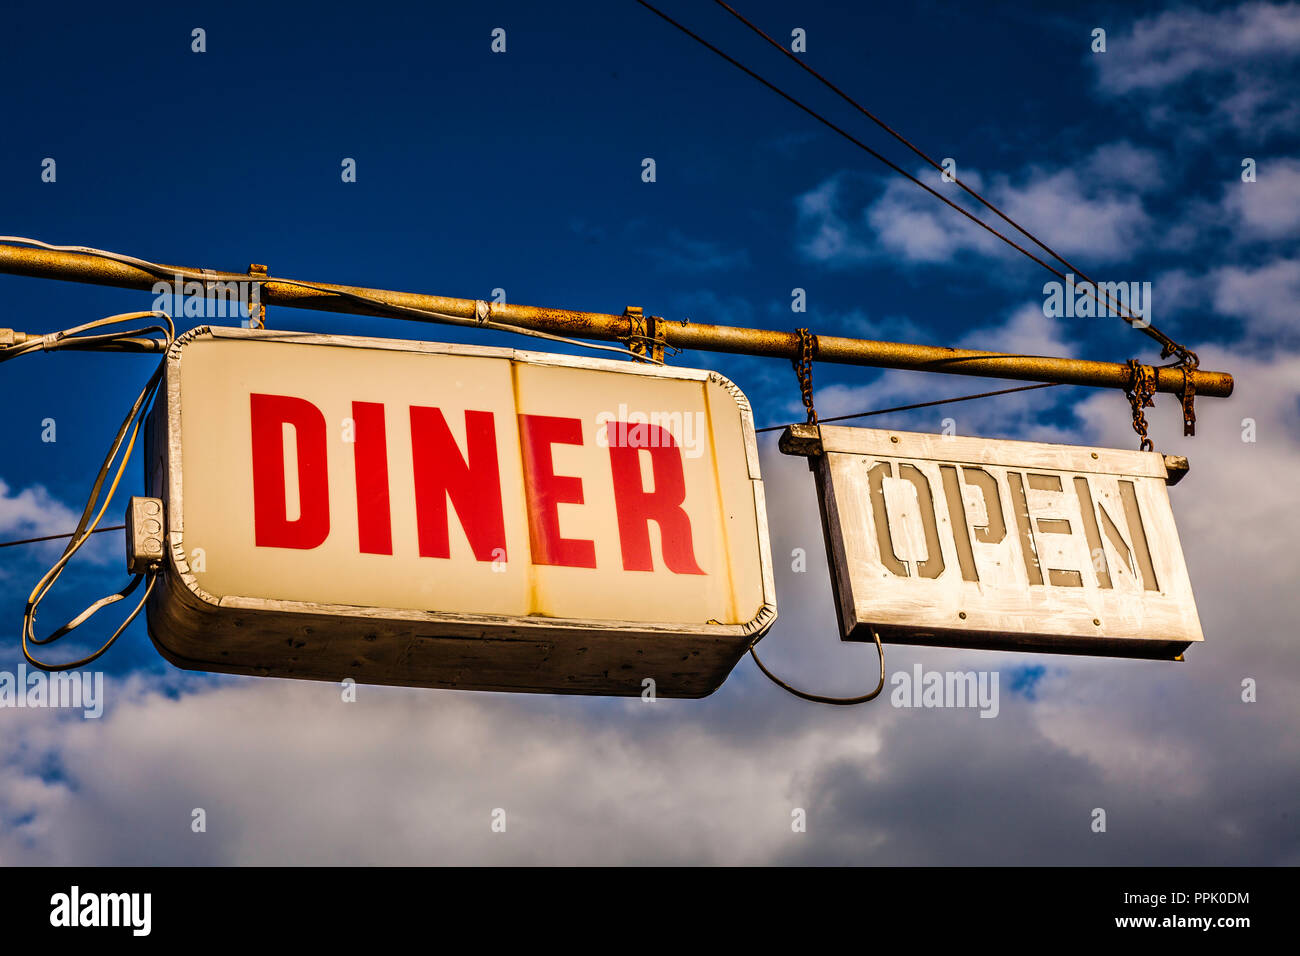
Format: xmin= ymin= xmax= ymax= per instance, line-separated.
xmin=125 ymin=496 xmax=166 ymax=574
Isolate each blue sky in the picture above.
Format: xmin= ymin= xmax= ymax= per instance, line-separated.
xmin=1 ymin=0 xmax=1298 ymax=864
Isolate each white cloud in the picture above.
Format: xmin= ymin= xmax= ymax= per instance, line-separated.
xmin=1225 ymin=158 xmax=1300 ymax=240
xmin=0 ymin=672 xmax=889 ymax=865
xmin=0 ymin=479 xmax=119 ymax=572
xmin=0 ymin=479 xmax=80 ymax=541
xmin=1209 ymin=257 xmax=1300 ymax=340
xmin=798 ymin=148 xmax=1155 ymax=269
xmin=1083 ymin=142 xmax=1166 ymax=192
xmin=794 ymin=173 xmax=874 ymax=266
xmin=1095 ymin=2 xmax=1300 ymax=93
xmin=1093 ymin=2 xmax=1300 ymax=137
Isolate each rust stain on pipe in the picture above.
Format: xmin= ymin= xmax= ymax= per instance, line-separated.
xmin=0 ymin=243 xmax=1233 ymax=398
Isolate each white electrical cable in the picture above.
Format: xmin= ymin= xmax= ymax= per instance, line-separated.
xmin=7 ymin=309 xmax=175 ymax=670
xmin=2 ymin=310 xmax=172 ymax=363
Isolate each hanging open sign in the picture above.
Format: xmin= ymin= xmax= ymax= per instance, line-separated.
xmin=780 ymin=423 xmax=1203 ymax=660
xmin=144 ymin=327 xmax=776 ymax=697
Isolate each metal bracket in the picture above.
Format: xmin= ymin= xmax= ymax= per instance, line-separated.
xmin=1180 ymin=364 xmax=1197 ymax=436
xmin=623 ymin=306 xmax=668 ymax=364
xmin=247 ymin=263 xmax=268 ymax=329
xmin=474 ymin=299 xmax=492 ymax=326
xmin=1163 ymin=454 xmax=1190 ymax=486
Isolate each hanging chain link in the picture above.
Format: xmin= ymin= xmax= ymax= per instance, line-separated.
xmin=793 ymin=328 xmax=818 ymax=424
xmin=1125 ymin=359 xmax=1157 ymax=452
xmin=1178 ymin=352 xmax=1199 ymax=437
xmin=1159 ymin=342 xmax=1199 ymax=437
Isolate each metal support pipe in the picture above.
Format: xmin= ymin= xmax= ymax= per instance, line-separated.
xmin=0 ymin=243 xmax=1234 ymax=397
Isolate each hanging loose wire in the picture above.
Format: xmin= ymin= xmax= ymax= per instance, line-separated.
xmin=6 ymin=310 xmax=175 ymax=670
xmin=750 ymin=627 xmax=886 ymax=705
xmin=0 ymin=525 xmax=125 ymax=550
xmin=752 ymin=329 xmax=890 ymax=704
xmin=756 ymin=381 xmax=1063 ymax=433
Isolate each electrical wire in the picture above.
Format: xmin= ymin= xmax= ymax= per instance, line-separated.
xmin=2 ymin=311 xmax=173 ymax=363
xmin=5 ymin=310 xmax=174 ymax=670
xmin=635 ymin=1 xmax=1198 ymax=367
xmin=755 ymin=382 xmax=1063 ymax=432
xmin=711 ymin=1 xmax=1190 ymax=362
xmin=750 ymin=627 xmax=886 ymax=705
xmin=0 ymin=236 xmax=664 ymax=365
xmin=0 ymin=525 xmax=125 ymax=550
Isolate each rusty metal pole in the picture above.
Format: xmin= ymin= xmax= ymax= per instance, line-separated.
xmin=0 ymin=242 xmax=1234 ymax=397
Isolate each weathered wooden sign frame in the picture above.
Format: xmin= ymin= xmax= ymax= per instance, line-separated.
xmin=144 ymin=327 xmax=776 ymax=697
xmin=781 ymin=423 xmax=1203 ymax=660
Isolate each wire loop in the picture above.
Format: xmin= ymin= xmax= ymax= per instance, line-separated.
xmin=749 ymin=626 xmax=886 ymax=705
xmin=5 ymin=310 xmax=175 ymax=670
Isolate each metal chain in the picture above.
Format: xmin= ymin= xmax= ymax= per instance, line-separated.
xmin=1125 ymin=359 xmax=1157 ymax=452
xmin=793 ymin=328 xmax=818 ymax=424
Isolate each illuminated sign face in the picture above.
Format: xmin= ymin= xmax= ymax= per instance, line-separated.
xmin=146 ymin=328 xmax=775 ymax=697
xmin=781 ymin=425 xmax=1202 ymax=660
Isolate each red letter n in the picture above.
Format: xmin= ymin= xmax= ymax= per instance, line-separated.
xmin=410 ymin=407 xmax=507 ymax=561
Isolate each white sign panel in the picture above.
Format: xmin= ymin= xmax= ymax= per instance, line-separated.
xmin=146 ymin=327 xmax=776 ymax=696
xmin=781 ymin=424 xmax=1203 ymax=659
